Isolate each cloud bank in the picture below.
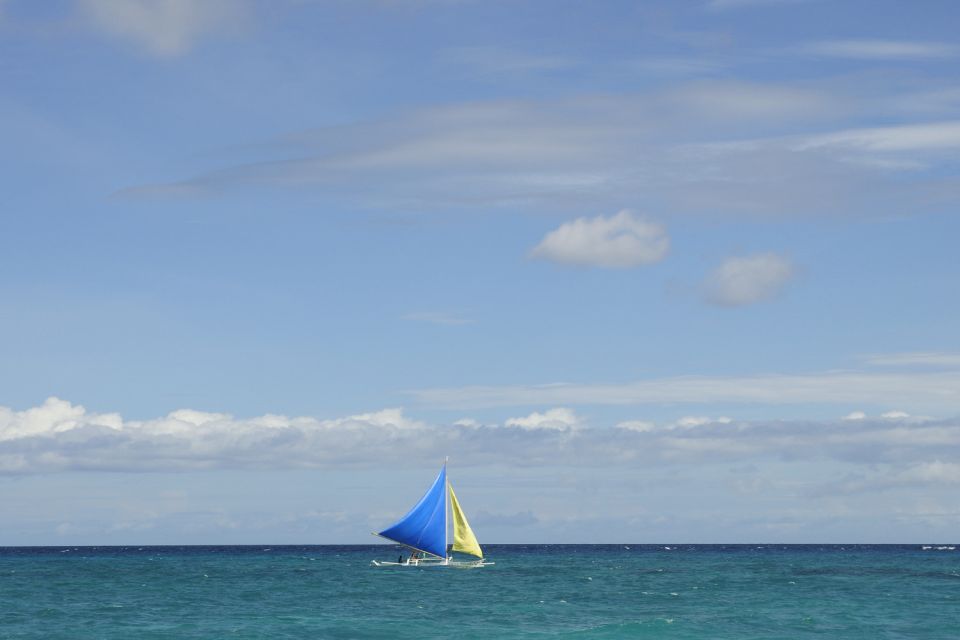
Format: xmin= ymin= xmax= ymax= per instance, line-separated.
xmin=2 ymin=398 xmax=958 ymax=479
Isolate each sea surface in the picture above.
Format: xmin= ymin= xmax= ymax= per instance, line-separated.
xmin=1 ymin=545 xmax=957 ymax=638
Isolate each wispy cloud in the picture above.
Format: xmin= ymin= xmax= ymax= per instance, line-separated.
xmin=795 ymin=121 xmax=960 ymax=152
xmin=702 ymin=252 xmax=794 ymax=307
xmin=864 ymin=352 xmax=960 ymax=367
xmin=409 ymin=370 xmax=960 ymax=410
xmin=114 ymin=76 xmax=960 ymax=220
xmin=76 ymin=0 xmax=248 ymax=57
xmin=798 ymin=39 xmax=958 ymax=61
xmin=530 ymin=210 xmax=669 ymax=268
xmin=118 ymin=81 xmax=848 ymax=211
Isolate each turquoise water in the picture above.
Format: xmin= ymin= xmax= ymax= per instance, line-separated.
xmin=1 ymin=545 xmax=957 ymax=638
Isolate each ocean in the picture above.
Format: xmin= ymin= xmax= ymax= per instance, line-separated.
xmin=1 ymin=545 xmax=957 ymax=638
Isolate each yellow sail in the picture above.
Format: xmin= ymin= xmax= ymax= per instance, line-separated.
xmin=448 ymin=483 xmax=483 ymax=558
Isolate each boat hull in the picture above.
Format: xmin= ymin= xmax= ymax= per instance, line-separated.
xmin=371 ymin=559 xmax=493 ymax=568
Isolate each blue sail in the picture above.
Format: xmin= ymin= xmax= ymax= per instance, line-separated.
xmin=377 ymin=465 xmax=447 ymax=558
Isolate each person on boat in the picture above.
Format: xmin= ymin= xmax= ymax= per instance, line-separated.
xmin=398 ymin=554 xmax=404 ymax=564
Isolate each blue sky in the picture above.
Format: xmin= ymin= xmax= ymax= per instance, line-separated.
xmin=1 ymin=0 xmax=959 ymax=545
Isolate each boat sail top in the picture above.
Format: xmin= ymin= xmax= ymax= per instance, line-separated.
xmin=376 ymin=462 xmax=484 ymax=560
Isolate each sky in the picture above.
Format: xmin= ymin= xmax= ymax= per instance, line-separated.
xmin=1 ymin=0 xmax=959 ymax=545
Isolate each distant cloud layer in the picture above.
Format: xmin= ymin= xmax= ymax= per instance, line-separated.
xmin=703 ymin=253 xmax=794 ymax=307
xmin=1 ymin=398 xmax=958 ymax=483
xmin=530 ymin=210 xmax=669 ymax=268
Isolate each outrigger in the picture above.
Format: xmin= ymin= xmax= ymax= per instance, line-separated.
xmin=371 ymin=460 xmax=493 ymax=568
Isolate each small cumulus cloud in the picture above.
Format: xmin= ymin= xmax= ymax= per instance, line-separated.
xmin=616 ymin=420 xmax=656 ymax=433
xmin=881 ymin=410 xmax=910 ymax=419
xmin=702 ymin=252 xmax=794 ymax=307
xmin=843 ymin=411 xmax=867 ymax=421
xmin=530 ymin=210 xmax=669 ymax=268
xmin=673 ymin=415 xmax=733 ymax=429
xmin=76 ymin=0 xmax=248 ymax=57
xmin=504 ymin=408 xmax=580 ymax=431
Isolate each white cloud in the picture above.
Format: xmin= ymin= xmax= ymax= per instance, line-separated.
xmin=505 ymin=408 xmax=580 ymax=430
xmin=673 ymin=415 xmax=733 ymax=429
xmin=799 ymin=39 xmax=958 ymax=60
xmin=615 ymin=420 xmax=656 ymax=432
xmin=1 ymin=398 xmax=959 ymax=475
xmin=881 ymin=410 xmax=910 ymax=419
xmin=615 ymin=416 xmax=734 ymax=431
xmin=702 ymin=252 xmax=794 ymax=307
xmin=0 ymin=398 xmax=428 ymax=473
xmin=843 ymin=411 xmax=867 ymax=421
xmin=77 ymin=0 xmax=247 ymax=57
xmin=530 ymin=210 xmax=669 ymax=268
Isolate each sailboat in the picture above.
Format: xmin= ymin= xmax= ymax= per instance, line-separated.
xmin=371 ymin=461 xmax=492 ymax=567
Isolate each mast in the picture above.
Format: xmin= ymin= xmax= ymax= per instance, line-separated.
xmin=444 ymin=456 xmax=449 ymax=560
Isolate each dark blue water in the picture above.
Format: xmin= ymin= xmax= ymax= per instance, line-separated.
xmin=1 ymin=545 xmax=957 ymax=638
